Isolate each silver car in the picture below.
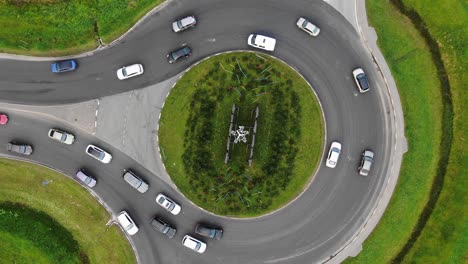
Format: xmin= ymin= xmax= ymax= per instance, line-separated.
xmin=75 ymin=170 xmax=97 ymax=188
xmin=123 ymin=170 xmax=149 ymax=193
xmin=358 ymin=150 xmax=374 ymax=176
xmin=172 ymin=15 xmax=197 ymax=33
xmin=7 ymin=142 xmax=33 ymax=156
xmin=48 ymin=128 xmax=75 ymax=145
xmin=296 ymin=17 xmax=320 ymax=37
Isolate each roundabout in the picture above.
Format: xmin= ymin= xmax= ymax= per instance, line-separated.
xmin=0 ymin=0 xmax=404 ymax=263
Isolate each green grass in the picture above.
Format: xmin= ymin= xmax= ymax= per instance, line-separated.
xmin=0 ymin=0 xmax=164 ymax=56
xmin=344 ymin=0 xmax=444 ymax=263
xmin=0 ymin=158 xmax=135 ymax=264
xmin=395 ymin=0 xmax=468 ymax=263
xmin=0 ymin=202 xmax=82 ymax=263
xmin=159 ymin=52 xmax=324 ymax=217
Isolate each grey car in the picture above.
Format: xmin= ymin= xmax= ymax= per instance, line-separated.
xmin=358 ymin=150 xmax=374 ymax=176
xmin=167 ymin=46 xmax=192 ymax=64
xmin=195 ymin=224 xmax=223 ymax=240
xmin=151 ymin=217 xmax=177 ymax=238
xmin=7 ymin=142 xmax=33 ymax=155
xmin=75 ymin=170 xmax=97 ymax=188
xmin=123 ymin=170 xmax=149 ymax=193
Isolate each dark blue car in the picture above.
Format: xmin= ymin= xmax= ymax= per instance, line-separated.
xmin=51 ymin=60 xmax=77 ymax=73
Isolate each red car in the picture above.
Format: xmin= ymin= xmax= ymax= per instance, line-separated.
xmin=0 ymin=114 xmax=8 ymax=125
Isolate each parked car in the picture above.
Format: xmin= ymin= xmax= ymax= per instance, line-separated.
xmin=0 ymin=114 xmax=8 ymax=125
xmin=167 ymin=46 xmax=192 ymax=64
xmin=296 ymin=17 xmax=320 ymax=37
xmin=85 ymin=144 xmax=112 ymax=164
xmin=117 ymin=211 xmax=139 ymax=235
xmin=182 ymin=235 xmax=207 ymax=253
xmin=51 ymin=60 xmax=77 ymax=73
xmin=151 ymin=217 xmax=177 ymax=238
xmin=7 ymin=142 xmax=33 ymax=156
xmin=326 ymin=141 xmax=342 ymax=168
xmin=247 ymin=34 xmax=276 ymax=51
xmin=195 ymin=224 xmax=223 ymax=240
xmin=75 ymin=170 xmax=97 ymax=188
xmin=352 ymin=68 xmax=370 ymax=93
xmin=48 ymin=128 xmax=75 ymax=145
xmin=172 ymin=15 xmax=197 ymax=32
xmin=156 ymin=193 xmax=181 ymax=215
xmin=116 ymin=64 xmax=144 ymax=80
xmin=358 ymin=150 xmax=374 ymax=176
xmin=123 ymin=170 xmax=149 ymax=193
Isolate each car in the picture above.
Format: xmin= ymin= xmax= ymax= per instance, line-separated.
xmin=172 ymin=15 xmax=197 ymax=33
xmin=326 ymin=141 xmax=342 ymax=168
xmin=7 ymin=142 xmax=33 ymax=156
xmin=123 ymin=170 xmax=149 ymax=193
xmin=155 ymin=193 xmax=181 ymax=215
xmin=151 ymin=217 xmax=177 ymax=238
xmin=358 ymin=150 xmax=374 ymax=176
xmin=0 ymin=114 xmax=8 ymax=125
xmin=352 ymin=68 xmax=370 ymax=93
xmin=167 ymin=46 xmax=192 ymax=64
xmin=48 ymin=128 xmax=75 ymax=145
xmin=51 ymin=60 xmax=77 ymax=73
xmin=85 ymin=144 xmax=112 ymax=164
xmin=182 ymin=235 xmax=207 ymax=253
xmin=116 ymin=64 xmax=144 ymax=80
xmin=296 ymin=17 xmax=320 ymax=37
xmin=117 ymin=211 xmax=139 ymax=235
xmin=194 ymin=224 xmax=223 ymax=240
xmin=247 ymin=34 xmax=276 ymax=51
xmin=75 ymin=170 xmax=97 ymax=188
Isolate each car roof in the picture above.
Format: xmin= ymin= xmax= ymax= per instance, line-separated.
xmin=118 ymin=212 xmax=132 ymax=226
xmin=180 ymin=16 xmax=195 ymax=25
xmin=125 ymin=64 xmax=141 ymax=74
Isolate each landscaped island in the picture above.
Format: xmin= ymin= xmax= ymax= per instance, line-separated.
xmin=159 ymin=52 xmax=324 ymax=217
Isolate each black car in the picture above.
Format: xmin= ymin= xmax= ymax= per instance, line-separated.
xmin=195 ymin=224 xmax=223 ymax=240
xmin=151 ymin=217 xmax=176 ymax=238
xmin=7 ymin=142 xmax=33 ymax=155
xmin=167 ymin=46 xmax=191 ymax=63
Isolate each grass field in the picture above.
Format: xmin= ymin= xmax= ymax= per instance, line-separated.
xmin=159 ymin=52 xmax=324 ymax=217
xmin=0 ymin=158 xmax=135 ymax=264
xmin=346 ymin=0 xmax=466 ymax=263
xmin=0 ymin=0 xmax=164 ymax=56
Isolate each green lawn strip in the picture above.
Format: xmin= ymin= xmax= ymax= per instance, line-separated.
xmin=97 ymin=0 xmax=165 ymax=43
xmin=0 ymin=231 xmax=51 ymax=264
xmin=0 ymin=202 xmax=81 ymax=263
xmin=344 ymin=0 xmax=443 ymax=263
xmin=0 ymin=0 xmax=165 ymax=56
xmin=159 ymin=52 xmax=323 ymax=217
xmin=0 ymin=159 xmax=135 ymax=264
xmin=395 ymin=0 xmax=468 ymax=262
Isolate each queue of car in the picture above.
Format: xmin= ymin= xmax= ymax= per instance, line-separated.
xmin=1 ymin=12 xmax=378 ymax=255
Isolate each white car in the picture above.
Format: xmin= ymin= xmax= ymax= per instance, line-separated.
xmin=172 ymin=15 xmax=197 ymax=33
xmin=116 ymin=64 xmax=144 ymax=80
xmin=48 ymin=128 xmax=75 ymax=145
xmin=156 ymin=193 xmax=181 ymax=215
xmin=247 ymin=34 xmax=276 ymax=51
xmin=358 ymin=150 xmax=374 ymax=176
xmin=85 ymin=144 xmax=112 ymax=164
xmin=296 ymin=17 xmax=320 ymax=37
xmin=352 ymin=68 xmax=370 ymax=93
xmin=326 ymin=141 xmax=342 ymax=168
xmin=182 ymin=235 xmax=207 ymax=253
xmin=117 ymin=211 xmax=139 ymax=235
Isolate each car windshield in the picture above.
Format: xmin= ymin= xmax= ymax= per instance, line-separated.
xmin=357 ymin=74 xmax=369 ymax=89
xmin=122 ymin=68 xmax=128 ymax=76
xmin=177 ymin=20 xmax=183 ymax=29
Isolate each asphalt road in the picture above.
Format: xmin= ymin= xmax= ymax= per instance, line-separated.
xmin=0 ymin=0 xmax=395 ymax=263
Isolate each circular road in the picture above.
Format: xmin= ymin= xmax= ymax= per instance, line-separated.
xmin=0 ymin=0 xmax=396 ymax=263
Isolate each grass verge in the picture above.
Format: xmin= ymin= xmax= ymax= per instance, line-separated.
xmin=0 ymin=158 xmax=135 ymax=264
xmin=0 ymin=202 xmax=82 ymax=263
xmin=0 ymin=0 xmax=164 ymax=56
xmin=159 ymin=52 xmax=324 ymax=217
